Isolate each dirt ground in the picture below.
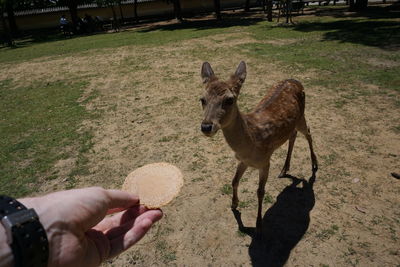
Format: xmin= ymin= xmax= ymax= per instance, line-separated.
xmin=2 ymin=14 xmax=399 ymax=267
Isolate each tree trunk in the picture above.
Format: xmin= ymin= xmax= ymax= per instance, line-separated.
xmin=5 ymin=0 xmax=17 ymax=34
xmin=213 ymin=0 xmax=221 ymax=20
xmin=1 ymin=4 xmax=13 ymax=46
xmin=348 ymin=0 xmax=355 ymax=11
xmin=354 ymin=0 xmax=368 ymax=10
xmin=286 ymin=0 xmax=291 ymax=23
xmin=67 ymin=1 xmax=79 ymax=33
xmin=134 ymin=0 xmax=139 ymax=23
xmin=110 ymin=5 xmax=119 ymax=30
xmin=118 ymin=3 xmax=124 ymax=24
xmin=267 ymin=0 xmax=273 ymax=21
xmin=172 ymin=0 xmax=182 ymax=22
xmin=245 ymin=0 xmax=250 ymax=11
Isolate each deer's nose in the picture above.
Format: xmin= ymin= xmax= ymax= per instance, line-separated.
xmin=201 ymin=123 xmax=213 ymax=133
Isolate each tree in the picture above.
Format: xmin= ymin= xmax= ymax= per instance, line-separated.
xmin=164 ymin=0 xmax=182 ymax=22
xmin=133 ymin=0 xmax=138 ymax=23
xmin=0 ymin=0 xmax=14 ymax=46
xmin=4 ymin=0 xmax=18 ymax=34
xmin=262 ymin=0 xmax=273 ymax=22
xmin=267 ymin=0 xmax=273 ymax=22
xmin=118 ymin=0 xmax=124 ymax=23
xmin=349 ymin=0 xmax=368 ymax=11
xmin=96 ymin=0 xmax=120 ymax=30
xmin=171 ymin=0 xmax=182 ymax=22
xmin=213 ymin=0 xmax=221 ymax=20
xmin=245 ymin=0 xmax=250 ymax=11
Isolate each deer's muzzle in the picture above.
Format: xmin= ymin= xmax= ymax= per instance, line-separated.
xmin=201 ymin=123 xmax=213 ymax=134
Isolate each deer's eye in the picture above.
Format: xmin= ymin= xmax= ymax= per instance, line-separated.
xmin=200 ymin=98 xmax=206 ymax=106
xmin=223 ymin=97 xmax=234 ymax=107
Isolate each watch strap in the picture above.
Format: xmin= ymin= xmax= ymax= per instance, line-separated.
xmin=0 ymin=196 xmax=27 ymax=218
xmin=0 ymin=196 xmax=49 ymax=267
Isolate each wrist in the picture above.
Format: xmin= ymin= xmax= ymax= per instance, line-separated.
xmin=0 ymin=196 xmax=48 ymax=267
xmin=18 ymin=197 xmax=66 ymax=267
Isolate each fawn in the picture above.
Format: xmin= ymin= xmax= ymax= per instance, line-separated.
xmin=200 ymin=61 xmax=318 ymax=234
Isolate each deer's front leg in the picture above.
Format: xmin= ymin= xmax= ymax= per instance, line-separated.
xmin=256 ymin=163 xmax=270 ymax=236
xmin=231 ymin=162 xmax=248 ymax=210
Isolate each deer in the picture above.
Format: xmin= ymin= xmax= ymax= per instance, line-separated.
xmin=199 ymin=61 xmax=318 ymax=235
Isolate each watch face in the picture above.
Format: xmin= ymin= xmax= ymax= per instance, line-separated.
xmin=2 ymin=209 xmax=38 ymax=244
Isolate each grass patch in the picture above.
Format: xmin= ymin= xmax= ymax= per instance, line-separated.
xmin=263 ymin=192 xmax=274 ymax=204
xmin=0 ymin=79 xmax=94 ymax=197
xmin=316 ymin=224 xmax=340 ymax=241
xmin=155 ymin=240 xmax=177 ymax=263
xmin=221 ymin=184 xmax=233 ymax=195
xmin=239 ymin=200 xmax=252 ymax=208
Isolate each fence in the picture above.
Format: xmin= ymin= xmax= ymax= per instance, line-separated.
xmin=2 ymin=0 xmax=254 ymax=32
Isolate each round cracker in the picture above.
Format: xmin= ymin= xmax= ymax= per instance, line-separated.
xmin=122 ymin=162 xmax=183 ymax=208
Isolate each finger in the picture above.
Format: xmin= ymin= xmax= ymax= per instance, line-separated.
xmin=94 ymin=206 xmax=148 ymax=232
xmin=74 ymin=188 xmax=140 ymax=231
xmin=104 ymin=189 xmax=139 ymax=211
xmin=85 ymin=229 xmax=110 ymax=265
xmin=105 ymin=208 xmax=161 ymax=240
xmin=106 ymin=206 xmax=137 ymax=216
xmin=108 ymin=210 xmax=163 ymax=258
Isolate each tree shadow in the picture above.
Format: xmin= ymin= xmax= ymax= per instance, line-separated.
xmin=232 ymin=174 xmax=316 ymax=267
xmin=311 ymin=3 xmax=400 ymax=19
xmin=0 ymin=28 xmax=74 ymax=49
xmin=138 ymin=12 xmax=264 ymax=33
xmin=291 ymin=4 xmax=400 ymax=49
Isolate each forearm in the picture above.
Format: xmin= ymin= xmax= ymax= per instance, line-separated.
xmin=0 ymin=224 xmax=13 ymax=267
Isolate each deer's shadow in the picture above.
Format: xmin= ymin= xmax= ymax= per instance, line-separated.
xmin=232 ymin=174 xmax=316 ymax=267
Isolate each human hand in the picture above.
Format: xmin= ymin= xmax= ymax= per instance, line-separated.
xmin=19 ymin=187 xmax=163 ymax=267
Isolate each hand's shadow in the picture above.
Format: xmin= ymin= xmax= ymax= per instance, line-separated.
xmin=232 ymin=174 xmax=316 ymax=267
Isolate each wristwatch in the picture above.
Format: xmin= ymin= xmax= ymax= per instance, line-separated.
xmin=0 ymin=196 xmax=49 ymax=267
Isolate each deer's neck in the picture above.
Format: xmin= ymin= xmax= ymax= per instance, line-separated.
xmin=222 ymin=108 xmax=254 ymax=155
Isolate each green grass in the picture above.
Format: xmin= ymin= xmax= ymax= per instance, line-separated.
xmin=0 ymin=79 xmax=95 ymax=197
xmin=241 ymin=7 xmax=400 ymax=93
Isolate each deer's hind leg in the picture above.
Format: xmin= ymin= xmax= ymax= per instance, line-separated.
xmin=279 ymin=130 xmax=298 ymax=178
xmin=231 ymin=162 xmax=248 ymax=210
xmin=296 ymin=116 xmax=318 ymax=175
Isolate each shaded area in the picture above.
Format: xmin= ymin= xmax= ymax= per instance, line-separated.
xmin=138 ymin=13 xmax=264 ymax=33
xmin=233 ymin=175 xmax=316 ymax=267
xmin=0 ymin=28 xmax=69 ymax=49
xmin=1 ymin=12 xmax=263 ymax=50
xmin=312 ymin=3 xmax=400 ymax=19
xmin=293 ymin=4 xmax=400 ymax=49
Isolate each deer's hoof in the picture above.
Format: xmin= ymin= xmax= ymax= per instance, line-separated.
xmin=278 ymin=172 xmax=287 ymax=178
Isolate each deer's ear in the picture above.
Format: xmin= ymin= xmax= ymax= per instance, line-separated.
xmin=234 ymin=61 xmax=247 ymax=83
xmin=201 ymin=62 xmax=215 ymax=84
